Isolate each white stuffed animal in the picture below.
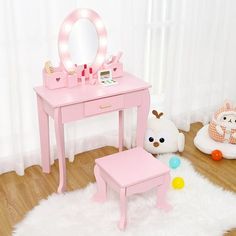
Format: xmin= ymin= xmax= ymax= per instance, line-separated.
xmin=144 ymin=110 xmax=185 ymax=155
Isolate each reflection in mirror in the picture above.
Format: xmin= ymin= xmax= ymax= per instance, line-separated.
xmin=68 ymin=19 xmax=99 ymax=66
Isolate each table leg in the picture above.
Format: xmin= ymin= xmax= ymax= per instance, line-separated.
xmin=54 ymin=107 xmax=66 ymax=193
xmin=156 ymin=173 xmax=172 ymax=211
xmin=118 ymin=110 xmax=124 ymax=152
xmin=118 ymin=188 xmax=127 ymax=230
xmin=37 ymin=95 xmax=50 ymax=173
xmin=92 ymin=165 xmax=107 ymax=202
xmin=136 ymin=90 xmax=150 ymax=147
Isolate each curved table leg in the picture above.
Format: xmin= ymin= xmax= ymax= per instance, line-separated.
xmin=37 ymin=95 xmax=50 ymax=173
xmin=92 ymin=165 xmax=107 ymax=202
xmin=54 ymin=107 xmax=66 ymax=193
xmin=136 ymin=89 xmax=150 ymax=147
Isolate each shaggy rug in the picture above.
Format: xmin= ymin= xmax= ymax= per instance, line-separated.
xmin=13 ymin=155 xmax=236 ymax=236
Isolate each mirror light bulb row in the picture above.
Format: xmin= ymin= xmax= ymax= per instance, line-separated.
xmin=58 ymin=8 xmax=107 ymax=73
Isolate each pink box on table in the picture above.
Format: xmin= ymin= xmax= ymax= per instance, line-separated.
xmin=103 ymin=62 xmax=123 ymax=78
xmin=43 ymin=67 xmax=67 ymax=90
xmin=102 ymin=52 xmax=124 ymax=78
xmin=67 ymin=73 xmax=78 ymax=88
xmin=111 ymin=62 xmax=123 ymax=78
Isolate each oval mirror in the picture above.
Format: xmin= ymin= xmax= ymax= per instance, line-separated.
xmin=58 ymin=9 xmax=107 ymax=74
xmin=68 ymin=19 xmax=98 ymax=66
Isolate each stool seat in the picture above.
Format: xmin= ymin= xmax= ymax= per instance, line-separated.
xmin=96 ymin=147 xmax=169 ymax=187
xmin=93 ymin=147 xmax=172 ymax=230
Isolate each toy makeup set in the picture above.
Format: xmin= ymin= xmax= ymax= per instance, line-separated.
xmin=42 ymin=8 xmax=123 ymax=90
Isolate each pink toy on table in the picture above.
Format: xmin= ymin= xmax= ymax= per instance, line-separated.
xmin=102 ymin=51 xmax=123 ymax=78
xmin=43 ymin=66 xmax=67 ymax=90
xmin=93 ymin=147 xmax=172 ymax=230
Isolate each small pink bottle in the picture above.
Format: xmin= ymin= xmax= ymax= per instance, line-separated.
xmin=89 ymin=67 xmax=96 ymax=85
xmin=81 ymin=69 xmax=85 ymax=85
xmin=89 ymin=67 xmax=93 ymax=83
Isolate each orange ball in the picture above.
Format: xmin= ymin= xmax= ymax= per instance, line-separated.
xmin=211 ymin=149 xmax=223 ymax=161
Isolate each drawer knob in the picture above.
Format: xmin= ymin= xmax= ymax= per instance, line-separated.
xmin=99 ymin=104 xmax=112 ymax=109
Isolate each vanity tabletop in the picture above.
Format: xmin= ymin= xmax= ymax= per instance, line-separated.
xmin=34 ymin=72 xmax=151 ymax=108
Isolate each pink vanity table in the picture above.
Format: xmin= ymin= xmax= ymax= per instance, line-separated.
xmin=34 ymin=73 xmax=150 ymax=193
xmin=34 ymin=8 xmax=171 ymax=231
xmin=34 ymin=9 xmax=151 ymax=193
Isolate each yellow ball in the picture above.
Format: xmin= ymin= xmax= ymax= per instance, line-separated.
xmin=172 ymin=177 xmax=185 ymax=189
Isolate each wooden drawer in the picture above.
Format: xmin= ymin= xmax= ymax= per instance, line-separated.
xmin=84 ymin=95 xmax=124 ymax=117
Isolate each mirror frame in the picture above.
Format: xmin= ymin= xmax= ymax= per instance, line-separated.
xmin=58 ymin=8 xmax=107 ymax=74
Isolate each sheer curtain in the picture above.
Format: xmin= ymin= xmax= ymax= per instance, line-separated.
xmin=145 ymin=0 xmax=236 ymax=131
xmin=2 ymin=0 xmax=234 ymax=175
xmin=0 ymin=0 xmax=148 ymax=175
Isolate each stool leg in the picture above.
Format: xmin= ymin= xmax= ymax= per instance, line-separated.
xmin=118 ymin=188 xmax=127 ymax=230
xmin=156 ymin=173 xmax=172 ymax=211
xmin=92 ymin=165 xmax=107 ymax=202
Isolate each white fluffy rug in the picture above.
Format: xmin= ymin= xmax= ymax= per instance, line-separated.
xmin=13 ymin=155 xmax=236 ymax=236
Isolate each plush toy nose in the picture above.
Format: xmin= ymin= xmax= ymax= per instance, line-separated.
xmin=153 ymin=142 xmax=159 ymax=147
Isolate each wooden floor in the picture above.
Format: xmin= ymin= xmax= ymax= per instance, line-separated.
xmin=0 ymin=123 xmax=235 ymax=236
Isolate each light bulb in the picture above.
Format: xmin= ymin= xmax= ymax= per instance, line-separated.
xmin=63 ymin=22 xmax=72 ymax=33
xmin=59 ymin=43 xmax=68 ymax=52
xmin=95 ymin=19 xmax=104 ymax=30
xmin=99 ymin=37 xmax=107 ymax=47
xmin=65 ymin=60 xmax=73 ymax=70
xmin=80 ymin=9 xmax=89 ymax=18
xmin=97 ymin=54 xmax=105 ymax=64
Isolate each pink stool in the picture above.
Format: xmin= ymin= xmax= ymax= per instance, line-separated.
xmin=92 ymin=147 xmax=172 ymax=230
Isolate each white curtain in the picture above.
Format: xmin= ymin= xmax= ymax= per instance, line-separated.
xmin=0 ymin=0 xmax=148 ymax=175
xmin=2 ymin=0 xmax=236 ymax=175
xmin=146 ymin=0 xmax=236 ymax=131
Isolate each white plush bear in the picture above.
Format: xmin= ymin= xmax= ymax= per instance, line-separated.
xmin=144 ymin=110 xmax=185 ymax=155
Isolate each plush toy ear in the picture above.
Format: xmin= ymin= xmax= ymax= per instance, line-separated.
xmin=223 ymin=100 xmax=233 ymax=110
xmin=152 ymin=110 xmax=164 ymax=119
